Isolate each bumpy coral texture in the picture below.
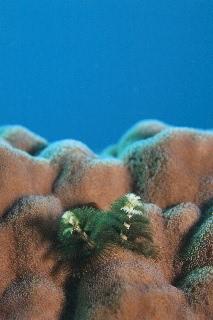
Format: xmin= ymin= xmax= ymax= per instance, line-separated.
xmin=0 ymin=121 xmax=212 ymax=320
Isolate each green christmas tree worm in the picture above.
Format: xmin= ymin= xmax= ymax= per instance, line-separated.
xmin=58 ymin=193 xmax=158 ymax=271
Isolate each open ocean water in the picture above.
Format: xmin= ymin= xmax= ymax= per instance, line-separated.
xmin=0 ymin=0 xmax=212 ymax=152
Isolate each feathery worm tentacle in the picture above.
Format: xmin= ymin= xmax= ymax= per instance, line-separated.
xmin=57 ymin=193 xmax=159 ymax=271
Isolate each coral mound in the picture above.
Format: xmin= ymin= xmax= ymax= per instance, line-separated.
xmin=0 ymin=121 xmax=212 ymax=320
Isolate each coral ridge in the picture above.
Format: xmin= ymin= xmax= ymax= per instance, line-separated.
xmin=0 ymin=121 xmax=212 ymax=319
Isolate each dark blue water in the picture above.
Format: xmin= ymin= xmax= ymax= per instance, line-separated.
xmin=0 ymin=1 xmax=212 ymax=151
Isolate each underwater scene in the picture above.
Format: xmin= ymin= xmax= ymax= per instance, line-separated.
xmin=0 ymin=1 xmax=212 ymax=319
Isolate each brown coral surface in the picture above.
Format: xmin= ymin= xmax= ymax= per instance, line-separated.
xmin=0 ymin=121 xmax=212 ymax=320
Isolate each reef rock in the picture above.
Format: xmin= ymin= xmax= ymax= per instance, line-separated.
xmin=0 ymin=121 xmax=212 ymax=320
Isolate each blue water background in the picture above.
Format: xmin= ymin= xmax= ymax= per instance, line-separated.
xmin=0 ymin=1 xmax=212 ymax=152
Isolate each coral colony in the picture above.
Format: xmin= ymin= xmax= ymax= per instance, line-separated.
xmin=0 ymin=120 xmax=212 ymax=319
